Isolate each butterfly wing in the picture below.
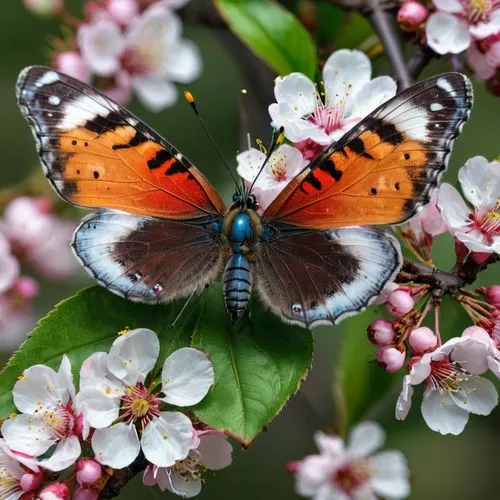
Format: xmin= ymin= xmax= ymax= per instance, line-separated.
xmin=16 ymin=66 xmax=225 ymax=219
xmin=255 ymin=225 xmax=401 ymax=328
xmin=72 ymin=211 xmax=227 ymax=303
xmin=263 ymin=73 xmax=472 ymax=229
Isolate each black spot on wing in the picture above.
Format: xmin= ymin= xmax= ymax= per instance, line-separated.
xmin=349 ymin=136 xmax=373 ymax=159
xmin=166 ymin=162 xmax=188 ymax=175
xmin=369 ymin=118 xmax=404 ymax=145
xmin=147 ymin=149 xmax=172 ymax=169
xmin=305 ymin=172 xmax=322 ymax=190
xmin=112 ymin=130 xmax=150 ymax=150
xmin=84 ymin=111 xmax=123 ymax=134
xmin=319 ymin=159 xmax=343 ymax=181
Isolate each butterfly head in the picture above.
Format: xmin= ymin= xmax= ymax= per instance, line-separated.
xmin=231 ymin=191 xmax=258 ymax=211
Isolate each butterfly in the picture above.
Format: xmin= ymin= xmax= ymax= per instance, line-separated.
xmin=16 ymin=66 xmax=472 ymax=328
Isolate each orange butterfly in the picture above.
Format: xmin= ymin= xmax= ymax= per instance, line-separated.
xmin=17 ymin=67 xmax=472 ymax=328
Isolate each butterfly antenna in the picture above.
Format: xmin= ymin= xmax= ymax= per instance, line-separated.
xmin=247 ymin=126 xmax=285 ymax=196
xmin=184 ymin=90 xmax=241 ymax=194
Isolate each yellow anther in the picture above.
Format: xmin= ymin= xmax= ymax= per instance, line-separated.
xmin=117 ymin=326 xmax=131 ymax=336
xmin=17 ymin=374 xmax=25 ymax=382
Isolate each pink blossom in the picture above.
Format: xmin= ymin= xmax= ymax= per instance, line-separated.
xmin=0 ymin=295 xmax=35 ymax=352
xmin=54 ymin=52 xmax=91 ymax=83
xmin=408 ymin=327 xmax=438 ymax=353
xmin=105 ymin=0 xmax=138 ymax=25
xmin=73 ymin=488 xmax=99 ymax=500
xmin=386 ymin=290 xmax=414 ymax=317
xmin=0 ymin=232 xmax=20 ymax=294
xmin=76 ymin=458 xmax=102 ymax=485
xmin=368 ymin=318 xmax=395 ymax=346
xmin=398 ymin=1 xmax=429 ymax=31
xmin=377 ymin=346 xmax=406 ymax=373
xmin=39 ymin=482 xmax=70 ymax=500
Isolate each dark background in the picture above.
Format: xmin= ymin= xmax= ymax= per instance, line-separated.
xmin=1 ymin=1 xmax=499 ymax=498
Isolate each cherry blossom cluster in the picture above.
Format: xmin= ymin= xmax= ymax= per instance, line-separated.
xmin=0 ymin=328 xmax=232 ymax=499
xmin=24 ymin=0 xmax=201 ymax=111
xmin=397 ymin=1 xmax=500 ymax=94
xmin=238 ymin=49 xmax=397 ymax=208
xmin=288 ymin=422 xmax=411 ymax=499
xmin=0 ymin=196 xmax=77 ymax=351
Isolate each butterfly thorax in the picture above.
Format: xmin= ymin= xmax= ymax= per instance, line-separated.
xmin=221 ymin=205 xmax=262 ymax=322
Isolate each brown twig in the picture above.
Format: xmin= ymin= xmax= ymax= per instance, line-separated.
xmin=99 ymin=453 xmax=147 ymax=499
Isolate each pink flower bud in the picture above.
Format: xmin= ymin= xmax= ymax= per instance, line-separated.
xmin=368 ymin=318 xmax=395 ymax=346
xmin=462 ymin=325 xmax=491 ymax=343
xmin=481 ymin=285 xmax=500 ymax=307
xmin=377 ymin=346 xmax=406 ymax=373
xmin=54 ymin=51 xmax=91 ymax=84
xmin=23 ymin=0 xmax=63 ymax=17
xmin=39 ymin=482 xmax=70 ymax=500
xmin=105 ymin=0 xmax=138 ymax=25
xmin=73 ymin=487 xmax=99 ymax=500
xmin=386 ymin=290 xmax=414 ymax=318
xmin=14 ymin=277 xmax=39 ymax=300
xmin=20 ymin=472 xmax=44 ymax=492
xmin=76 ymin=458 xmax=102 ymax=485
xmin=408 ymin=326 xmax=437 ymax=353
xmin=397 ymin=1 xmax=428 ymax=31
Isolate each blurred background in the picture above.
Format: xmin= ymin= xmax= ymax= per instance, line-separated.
xmin=1 ymin=1 xmax=499 ymax=499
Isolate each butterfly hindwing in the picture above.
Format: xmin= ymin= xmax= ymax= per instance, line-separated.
xmin=264 ymin=73 xmax=473 ymax=229
xmin=16 ymin=66 xmax=225 ymax=219
xmin=72 ymin=211 xmax=227 ymax=303
xmin=255 ymin=224 xmax=401 ymax=328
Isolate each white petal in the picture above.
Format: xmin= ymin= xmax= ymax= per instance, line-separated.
xmin=273 ymin=73 xmax=316 ymax=116
xmin=314 ymin=431 xmax=344 ymax=457
xmin=487 ymin=354 xmax=500 ymax=378
xmin=77 ymin=387 xmax=121 ymax=429
xmin=421 ymin=388 xmax=469 ymax=435
xmin=78 ymin=18 xmax=124 ymax=76
xmin=450 ymin=339 xmax=490 ymax=375
xmin=323 ymin=49 xmax=371 ymax=111
xmin=317 ymin=483 xmax=350 ymax=500
xmin=408 ymin=355 xmax=432 ymax=384
xmin=197 ymin=432 xmax=233 ymax=470
xmin=38 ymin=435 xmax=81 ymax=471
xmin=0 ymin=252 xmax=19 ymax=294
xmin=269 ymin=144 xmax=307 ymax=179
xmin=455 ymin=230 xmax=492 ymax=253
xmin=470 ymin=11 xmax=500 ymax=38
xmin=13 ymin=364 xmax=68 ymax=414
xmin=161 ymin=348 xmax=214 ymax=407
xmin=108 ymin=328 xmax=159 ymax=385
xmin=2 ymin=415 xmax=53 ymax=456
xmin=437 ymin=183 xmax=471 ymax=231
xmin=141 ymin=411 xmax=193 ymax=467
xmin=58 ymin=355 xmax=76 ymax=402
xmin=236 ymin=148 xmax=266 ymax=183
xmin=92 ymin=423 xmax=140 ymax=468
xmin=347 ymin=421 xmax=385 ymax=457
xmin=350 ymin=76 xmax=397 ymax=120
xmin=369 ymin=451 xmax=411 ymax=499
xmin=0 ymin=438 xmax=39 ymax=472
xmin=433 ymin=0 xmax=463 ymax=13
xmin=395 ymin=376 xmax=414 ymax=420
xmin=132 ymin=76 xmax=178 ymax=112
xmin=164 ymin=470 xmax=202 ymax=498
xmin=295 ymin=455 xmax=335 ymax=496
xmin=450 ymin=377 xmax=498 ymax=416
xmin=164 ymin=39 xmax=202 ymax=83
xmin=458 ymin=156 xmax=500 ymax=206
xmin=79 ymin=352 xmax=124 ymax=394
xmin=425 ymin=13 xmax=470 ymax=55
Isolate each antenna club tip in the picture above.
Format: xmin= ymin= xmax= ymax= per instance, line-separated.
xmin=184 ymin=90 xmax=195 ymax=104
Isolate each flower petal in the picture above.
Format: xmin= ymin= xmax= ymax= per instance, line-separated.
xmin=92 ymin=423 xmax=140 ymax=468
xmin=108 ymin=328 xmax=160 ymax=385
xmin=470 ymin=10 xmax=500 ymax=39
xmin=13 ymin=364 xmax=68 ymax=414
xmin=450 ymin=338 xmax=490 ymax=375
xmin=437 ymin=183 xmax=471 ymax=231
xmin=395 ymin=376 xmax=414 ymax=420
xmin=314 ymin=431 xmax=344 ymax=457
xmin=58 ymin=355 xmax=76 ymax=402
xmin=425 ymin=13 xmax=470 ymax=55
xmin=2 ymin=415 xmax=53 ymax=456
xmin=273 ymin=73 xmax=316 ymax=115
xmin=295 ymin=455 xmax=335 ymax=496
xmin=450 ymin=377 xmax=498 ymax=416
xmin=323 ymin=49 xmax=371 ymax=113
xmin=161 ymin=348 xmax=214 ymax=407
xmin=433 ymin=0 xmax=463 ymax=13
xmin=236 ymin=148 xmax=266 ymax=183
xmin=164 ymin=470 xmax=202 ymax=498
xmin=421 ymin=388 xmax=469 ymax=435
xmin=0 ymin=252 xmax=19 ymax=294
xmin=347 ymin=421 xmax=385 ymax=457
xmin=77 ymin=387 xmax=121 ymax=429
xmin=132 ymin=76 xmax=178 ymax=112
xmin=164 ymin=39 xmax=202 ymax=83
xmin=458 ymin=156 xmax=500 ymax=207
xmin=196 ymin=431 xmax=232 ymax=470
xmin=141 ymin=411 xmax=193 ymax=467
xmin=369 ymin=450 xmax=410 ymax=499
xmin=350 ymin=76 xmax=397 ymax=120
xmin=38 ymin=435 xmax=81 ymax=472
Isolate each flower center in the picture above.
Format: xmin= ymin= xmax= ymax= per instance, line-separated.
xmin=471 ymin=200 xmax=500 ymax=243
xmin=121 ymin=382 xmax=161 ymax=429
xmin=333 ymin=459 xmax=371 ymax=494
xmin=268 ymin=152 xmax=288 ymax=181
xmin=308 ymin=103 xmax=345 ymax=136
xmin=0 ymin=466 xmax=19 ymax=496
xmin=426 ymin=358 xmax=470 ymax=392
xmin=120 ymin=46 xmax=151 ymax=76
xmin=41 ymin=402 xmax=77 ymax=440
xmin=466 ymin=0 xmax=497 ymax=22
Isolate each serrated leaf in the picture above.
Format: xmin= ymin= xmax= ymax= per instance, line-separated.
xmin=0 ymin=287 xmax=193 ymax=419
xmin=192 ymin=293 xmax=313 ymax=445
xmin=214 ymin=0 xmax=318 ymax=79
xmin=334 ymin=309 xmax=397 ymax=434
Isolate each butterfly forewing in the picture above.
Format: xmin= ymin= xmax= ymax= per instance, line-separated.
xmin=263 ymin=73 xmax=473 ymax=229
xmin=16 ymin=66 xmax=225 ymax=219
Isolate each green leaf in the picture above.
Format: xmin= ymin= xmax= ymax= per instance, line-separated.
xmin=192 ymin=292 xmax=313 ymax=446
xmin=214 ymin=0 xmax=318 ymax=78
xmin=334 ymin=309 xmax=398 ymax=434
xmin=0 ymin=287 xmax=193 ymax=419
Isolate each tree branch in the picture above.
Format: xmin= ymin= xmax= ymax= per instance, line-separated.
xmin=100 ymin=454 xmax=147 ymax=499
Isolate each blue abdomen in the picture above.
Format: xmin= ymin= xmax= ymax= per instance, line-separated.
xmin=223 ymin=254 xmax=252 ymax=322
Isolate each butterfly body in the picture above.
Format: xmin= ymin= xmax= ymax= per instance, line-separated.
xmin=16 ymin=66 xmax=473 ymax=328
